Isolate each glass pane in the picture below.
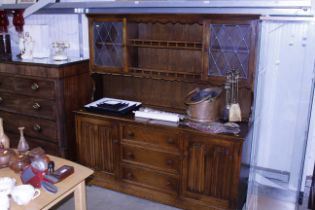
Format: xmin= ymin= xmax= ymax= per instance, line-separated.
xmin=208 ymin=24 xmax=251 ymax=78
xmin=94 ymin=21 xmax=123 ymax=67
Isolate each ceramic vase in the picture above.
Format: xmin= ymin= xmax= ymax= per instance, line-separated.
xmin=0 ymin=118 xmax=10 ymax=149
xmin=17 ymin=127 xmax=29 ymax=154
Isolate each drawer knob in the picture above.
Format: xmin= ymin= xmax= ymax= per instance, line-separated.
xmin=33 ymin=124 xmax=42 ymax=132
xmin=31 ymin=83 xmax=39 ymax=91
xmin=113 ymin=139 xmax=119 ymax=144
xmin=126 ymin=131 xmax=135 ymax=139
xmin=32 ymin=103 xmax=41 ymax=110
xmin=126 ymin=152 xmax=134 ymax=159
xmin=0 ymin=97 xmax=3 ymax=104
xmin=126 ymin=172 xmax=134 ymax=180
xmin=167 ymin=138 xmax=175 ymax=144
xmin=166 ymin=159 xmax=174 ymax=166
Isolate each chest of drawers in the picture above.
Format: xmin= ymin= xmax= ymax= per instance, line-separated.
xmin=0 ymin=60 xmax=92 ymax=159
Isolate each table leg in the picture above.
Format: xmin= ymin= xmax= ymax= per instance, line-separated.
xmin=74 ymin=180 xmax=87 ymax=210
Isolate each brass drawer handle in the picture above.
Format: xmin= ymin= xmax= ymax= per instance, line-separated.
xmin=166 ymin=181 xmax=173 ymax=187
xmin=33 ymin=124 xmax=42 ymax=132
xmin=32 ymin=103 xmax=41 ymax=110
xmin=167 ymin=138 xmax=175 ymax=144
xmin=31 ymin=82 xmax=39 ymax=91
xmin=126 ymin=152 xmax=134 ymax=159
xmin=166 ymin=180 xmax=176 ymax=190
xmin=166 ymin=159 xmax=174 ymax=166
xmin=126 ymin=131 xmax=135 ymax=139
xmin=0 ymin=97 xmax=3 ymax=104
xmin=126 ymin=172 xmax=134 ymax=180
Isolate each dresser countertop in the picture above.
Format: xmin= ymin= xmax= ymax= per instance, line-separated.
xmin=1 ymin=57 xmax=89 ymax=67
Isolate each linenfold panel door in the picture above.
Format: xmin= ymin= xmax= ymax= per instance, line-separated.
xmin=246 ymin=20 xmax=315 ymax=209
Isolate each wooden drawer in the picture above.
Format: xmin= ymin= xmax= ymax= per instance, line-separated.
xmin=121 ymin=124 xmax=179 ymax=151
xmin=122 ymin=164 xmax=179 ymax=194
xmin=0 ymin=92 xmax=56 ymax=120
xmin=122 ymin=144 xmax=180 ymax=174
xmin=0 ymin=75 xmax=55 ymax=99
xmin=1 ymin=111 xmax=58 ymax=142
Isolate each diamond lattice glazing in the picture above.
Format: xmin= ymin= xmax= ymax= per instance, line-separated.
xmin=208 ymin=24 xmax=251 ymax=78
xmin=94 ymin=22 xmax=123 ymax=67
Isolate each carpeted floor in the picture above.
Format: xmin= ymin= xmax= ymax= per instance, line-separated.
xmin=53 ymin=185 xmax=181 ymax=210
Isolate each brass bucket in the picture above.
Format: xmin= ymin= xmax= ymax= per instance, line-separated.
xmin=185 ymin=87 xmax=222 ymax=123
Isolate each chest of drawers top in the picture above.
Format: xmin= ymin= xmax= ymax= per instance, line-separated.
xmin=0 ymin=59 xmax=89 ymax=79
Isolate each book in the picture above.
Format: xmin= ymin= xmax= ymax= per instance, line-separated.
xmin=84 ymin=97 xmax=142 ymax=115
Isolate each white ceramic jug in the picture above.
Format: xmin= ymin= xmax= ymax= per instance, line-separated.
xmin=0 ymin=194 xmax=9 ymax=210
xmin=0 ymin=177 xmax=16 ymax=195
xmin=11 ymin=184 xmax=40 ymax=205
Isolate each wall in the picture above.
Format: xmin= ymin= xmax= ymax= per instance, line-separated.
xmin=8 ymin=14 xmax=90 ymax=59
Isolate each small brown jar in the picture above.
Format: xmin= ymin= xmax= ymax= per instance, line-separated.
xmin=9 ymin=153 xmax=30 ymax=173
xmin=28 ymin=147 xmax=50 ymax=163
xmin=0 ymin=149 xmax=12 ymax=168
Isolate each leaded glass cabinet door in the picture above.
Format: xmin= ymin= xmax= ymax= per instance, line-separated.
xmin=89 ymin=17 xmax=126 ymax=73
xmin=202 ymin=19 xmax=257 ymax=88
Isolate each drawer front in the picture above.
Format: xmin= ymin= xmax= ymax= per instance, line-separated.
xmin=122 ymin=124 xmax=179 ymax=151
xmin=0 ymin=92 xmax=56 ymax=120
xmin=0 ymin=75 xmax=55 ymax=99
xmin=122 ymin=165 xmax=178 ymax=194
xmin=122 ymin=144 xmax=180 ymax=174
xmin=1 ymin=111 xmax=58 ymax=142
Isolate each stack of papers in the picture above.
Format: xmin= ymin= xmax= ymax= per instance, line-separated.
xmin=134 ymin=108 xmax=184 ymax=123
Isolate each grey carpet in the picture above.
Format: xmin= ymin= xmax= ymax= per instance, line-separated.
xmin=53 ymin=185 xmax=182 ymax=210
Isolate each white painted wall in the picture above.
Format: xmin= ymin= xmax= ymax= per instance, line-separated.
xmin=252 ymin=20 xmax=315 ymax=190
xmin=8 ymin=14 xmax=90 ymax=59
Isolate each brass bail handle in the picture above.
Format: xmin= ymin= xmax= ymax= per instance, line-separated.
xmin=31 ymin=82 xmax=39 ymax=91
xmin=185 ymin=88 xmax=209 ymax=105
xmin=32 ymin=102 xmax=41 ymax=110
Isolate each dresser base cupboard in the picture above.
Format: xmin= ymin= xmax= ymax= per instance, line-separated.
xmin=75 ymin=111 xmax=250 ymax=210
xmin=0 ymin=60 xmax=92 ymax=160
